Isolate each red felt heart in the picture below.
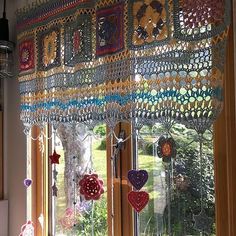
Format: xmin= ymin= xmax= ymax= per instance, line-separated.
xmin=128 ymin=191 xmax=149 ymax=212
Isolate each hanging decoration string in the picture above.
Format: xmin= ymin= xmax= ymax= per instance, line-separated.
xmin=132 ymin=124 xmax=139 ymax=236
xmin=90 ymin=134 xmax=95 ymax=236
xmin=71 ymin=128 xmax=78 ymax=233
xmin=199 ymin=134 xmax=204 ymax=211
xmin=110 ymin=129 xmax=115 ymax=236
xmin=193 ymin=133 xmax=213 ymax=235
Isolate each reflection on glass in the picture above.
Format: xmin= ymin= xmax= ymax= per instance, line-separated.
xmin=137 ymin=124 xmax=215 ymax=236
xmin=52 ymin=124 xmax=108 ymax=236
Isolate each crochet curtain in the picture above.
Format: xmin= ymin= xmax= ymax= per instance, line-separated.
xmin=17 ymin=0 xmax=230 ymax=133
xmin=17 ymin=1 xmax=231 ymax=235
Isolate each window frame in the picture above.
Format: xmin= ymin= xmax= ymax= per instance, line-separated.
xmin=107 ymin=123 xmax=133 ymax=236
xmin=0 ymin=111 xmax=3 ymax=200
xmin=30 ymin=127 xmax=49 ymax=235
xmin=213 ymin=19 xmax=236 ymax=235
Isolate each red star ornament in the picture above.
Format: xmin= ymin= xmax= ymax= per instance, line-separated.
xmin=49 ymin=150 xmax=61 ymax=164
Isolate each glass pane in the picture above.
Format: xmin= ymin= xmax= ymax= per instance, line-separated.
xmin=137 ymin=124 xmax=215 ymax=236
xmin=51 ymin=124 xmax=108 ymax=236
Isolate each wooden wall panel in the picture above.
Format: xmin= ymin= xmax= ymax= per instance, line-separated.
xmin=120 ymin=122 xmax=133 ymax=236
xmin=0 ymin=112 xmax=3 ymax=200
xmin=225 ymin=23 xmax=236 ymax=236
xmin=107 ymin=124 xmax=122 ymax=236
xmin=31 ymin=127 xmax=49 ymax=236
xmin=107 ymin=123 xmax=133 ymax=236
xmin=214 ymin=18 xmax=236 ymax=236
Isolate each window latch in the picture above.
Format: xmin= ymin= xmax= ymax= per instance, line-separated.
xmin=113 ymin=130 xmax=125 ymax=178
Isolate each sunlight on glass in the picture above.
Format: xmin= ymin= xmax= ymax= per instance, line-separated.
xmin=52 ymin=124 xmax=108 ymax=236
xmin=137 ymin=124 xmax=215 ymax=236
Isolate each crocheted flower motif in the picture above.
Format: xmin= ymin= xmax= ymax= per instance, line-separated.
xmin=19 ymin=221 xmax=34 ymax=236
xmin=59 ymin=208 xmax=76 ymax=230
xmin=79 ymin=174 xmax=104 ymax=200
xmin=132 ymin=0 xmax=167 ymax=45
xmin=19 ymin=39 xmax=34 ymax=72
xmin=157 ymin=136 xmax=176 ymax=162
xmin=182 ymin=0 xmax=224 ymax=28
xmin=43 ymin=31 xmax=58 ymax=67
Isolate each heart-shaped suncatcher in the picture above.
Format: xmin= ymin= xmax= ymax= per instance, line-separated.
xmin=24 ymin=178 xmax=32 ymax=188
xmin=128 ymin=170 xmax=148 ymax=190
xmin=128 ymin=191 xmax=149 ymax=212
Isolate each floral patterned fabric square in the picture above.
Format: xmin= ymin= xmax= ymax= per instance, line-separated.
xmin=38 ymin=27 xmax=61 ymax=71
xmin=96 ymin=2 xmax=124 ymax=57
xmin=64 ymin=14 xmax=92 ymax=66
xmin=19 ymin=38 xmax=35 ymax=72
xmin=129 ymin=0 xmax=169 ymax=48
xmin=173 ymin=0 xmax=230 ymax=40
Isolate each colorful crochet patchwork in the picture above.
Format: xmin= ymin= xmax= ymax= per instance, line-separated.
xmin=16 ymin=0 xmax=230 ymax=132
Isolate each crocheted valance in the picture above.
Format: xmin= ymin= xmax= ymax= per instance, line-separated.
xmin=17 ymin=0 xmax=230 ymax=132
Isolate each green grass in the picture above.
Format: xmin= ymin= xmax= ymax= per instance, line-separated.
xmin=92 ymin=140 xmax=107 ymax=182
xmin=138 ymin=151 xmax=162 ymax=200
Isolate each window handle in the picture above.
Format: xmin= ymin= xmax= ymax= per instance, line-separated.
xmin=113 ymin=130 xmax=125 ymax=178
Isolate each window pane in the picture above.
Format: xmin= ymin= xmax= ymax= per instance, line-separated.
xmin=51 ymin=124 xmax=108 ymax=236
xmin=137 ymin=124 xmax=215 ymax=236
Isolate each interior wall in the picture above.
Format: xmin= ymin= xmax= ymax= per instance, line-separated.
xmin=2 ymin=0 xmax=27 ymax=235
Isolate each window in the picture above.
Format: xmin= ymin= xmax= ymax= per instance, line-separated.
xmin=24 ymin=8 xmax=236 ymax=236
xmin=51 ymin=124 xmax=108 ymax=235
xmin=48 ymin=123 xmax=133 ymax=236
xmin=26 ymin=122 xmax=215 ymax=236
xmin=137 ymin=124 xmax=215 ymax=235
xmin=26 ymin=98 xmax=236 ymax=236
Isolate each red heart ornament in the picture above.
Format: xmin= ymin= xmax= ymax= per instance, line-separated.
xmin=128 ymin=191 xmax=149 ymax=212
